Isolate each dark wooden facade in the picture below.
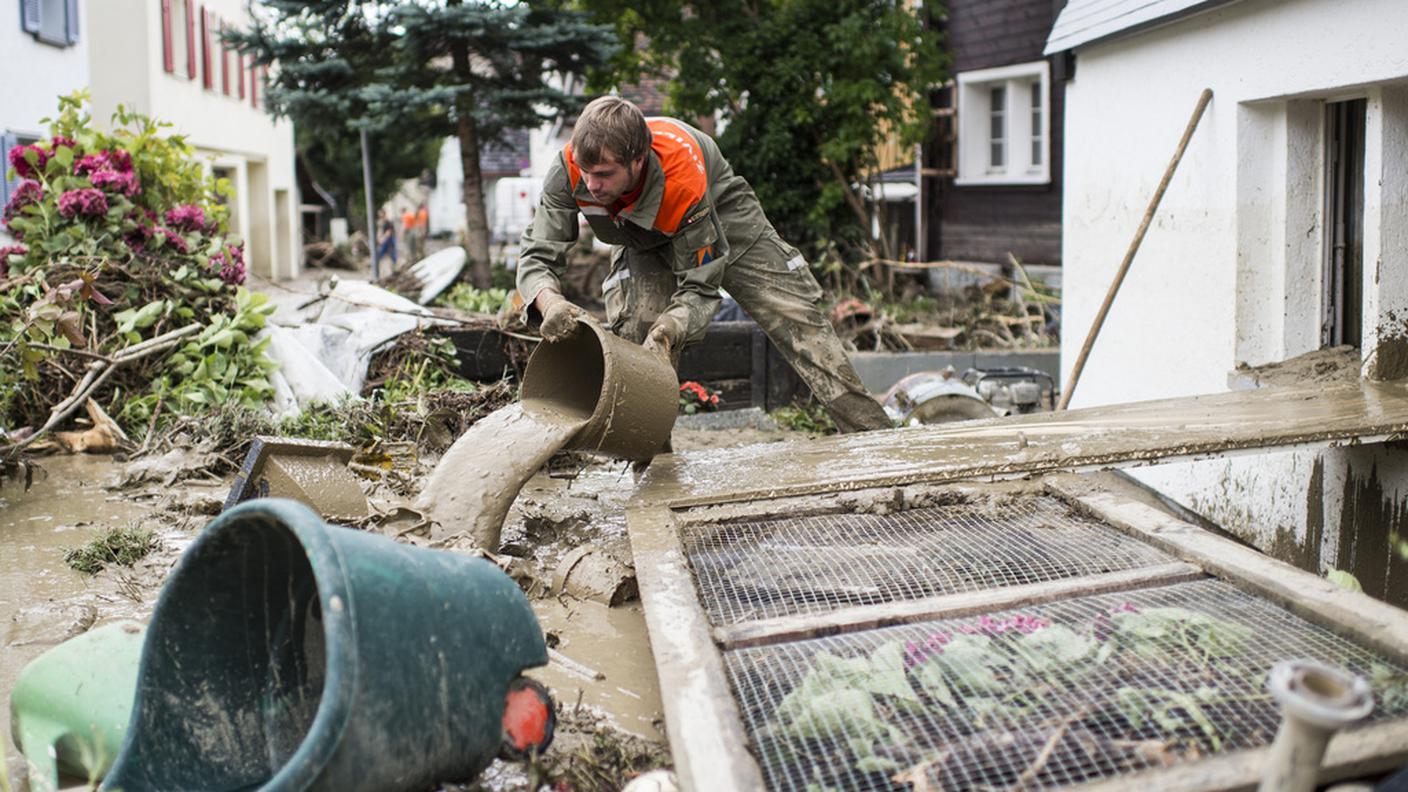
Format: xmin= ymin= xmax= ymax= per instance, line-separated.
xmin=924 ymin=0 xmax=1066 ymax=267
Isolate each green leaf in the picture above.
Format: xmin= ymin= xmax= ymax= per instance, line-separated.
xmin=910 ymin=660 xmax=956 ymax=707
xmin=1010 ymin=625 xmax=1096 ymax=675
xmin=1326 ymin=569 xmax=1363 ymax=592
xmin=51 ymin=145 xmax=74 ymax=169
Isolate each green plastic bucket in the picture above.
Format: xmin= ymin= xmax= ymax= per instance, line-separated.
xmin=101 ymin=498 xmax=547 ymax=791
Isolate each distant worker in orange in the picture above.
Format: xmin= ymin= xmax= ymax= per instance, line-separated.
xmin=415 ymin=203 xmax=430 ymax=261
xmin=516 ymin=96 xmax=890 ymax=432
xmin=401 ymin=206 xmax=419 ymax=262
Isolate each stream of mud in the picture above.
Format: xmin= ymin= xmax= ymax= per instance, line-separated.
xmin=415 ymin=403 xmax=588 ymax=549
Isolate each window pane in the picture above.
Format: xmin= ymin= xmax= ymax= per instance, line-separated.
xmin=38 ymin=0 xmax=65 ymax=43
xmin=989 ymin=85 xmax=1006 ymax=170
xmin=990 ymin=86 xmax=1006 ymax=137
xmin=1030 ymin=81 xmax=1043 ymax=168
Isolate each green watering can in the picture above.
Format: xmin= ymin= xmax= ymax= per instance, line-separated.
xmin=85 ymin=497 xmax=550 ymax=791
xmin=9 ymin=621 xmax=146 ymax=790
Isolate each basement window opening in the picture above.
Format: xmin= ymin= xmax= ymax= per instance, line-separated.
xmin=1322 ymin=98 xmax=1365 ymax=350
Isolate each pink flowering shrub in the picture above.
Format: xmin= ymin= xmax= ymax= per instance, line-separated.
xmin=88 ymin=169 xmax=140 ymax=197
xmin=164 ymin=204 xmax=207 ymax=232
xmin=56 ymin=188 xmax=109 ymax=219
xmin=1 ymin=92 xmax=271 ymax=432
xmin=7 ymin=144 xmax=51 ymax=180
xmin=0 ymin=244 xmax=25 ymax=278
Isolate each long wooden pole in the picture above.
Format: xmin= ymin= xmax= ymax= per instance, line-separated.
xmin=1057 ymin=88 xmax=1214 ymax=411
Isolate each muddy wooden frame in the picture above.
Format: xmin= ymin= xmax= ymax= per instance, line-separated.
xmin=628 ymin=464 xmax=1408 ymax=792
xmin=635 ymin=379 xmax=1408 ymax=509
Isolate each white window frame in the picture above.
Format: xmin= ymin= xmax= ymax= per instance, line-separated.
xmin=955 ymin=60 xmax=1051 ymax=186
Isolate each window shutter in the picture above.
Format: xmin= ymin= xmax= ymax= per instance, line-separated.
xmin=0 ymin=133 xmax=18 ymax=208
xmin=220 ymin=20 xmax=229 ymax=95
xmin=160 ymin=0 xmax=173 ymax=73
xmin=19 ymin=0 xmax=40 ymax=34
xmin=63 ymin=0 xmax=77 ymax=43
xmin=200 ymin=7 xmax=211 ymax=89
xmin=249 ymin=60 xmax=258 ymax=108
xmin=184 ymin=0 xmax=195 ymax=79
xmin=237 ymin=47 xmax=245 ymax=99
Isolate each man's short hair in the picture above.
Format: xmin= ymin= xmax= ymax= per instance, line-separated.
xmin=572 ymin=96 xmax=650 ymax=166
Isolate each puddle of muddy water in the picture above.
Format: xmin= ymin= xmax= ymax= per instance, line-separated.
xmin=0 ymin=456 xmax=149 ymax=611
xmin=530 ymin=597 xmax=664 ymax=741
xmin=0 ymin=454 xmax=155 ymax=789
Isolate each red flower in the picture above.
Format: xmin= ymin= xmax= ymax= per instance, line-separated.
xmin=7 ymin=144 xmax=49 ymax=180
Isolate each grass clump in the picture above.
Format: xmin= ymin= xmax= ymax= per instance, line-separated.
xmin=65 ymin=525 xmax=158 ymax=575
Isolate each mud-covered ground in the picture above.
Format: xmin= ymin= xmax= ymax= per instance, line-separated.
xmin=0 ymin=418 xmax=794 ymax=791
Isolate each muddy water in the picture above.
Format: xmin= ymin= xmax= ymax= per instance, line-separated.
xmin=0 ymin=455 xmax=153 ymax=787
xmin=415 ymin=404 xmax=588 ymax=549
xmin=530 ymin=598 xmax=664 ymax=740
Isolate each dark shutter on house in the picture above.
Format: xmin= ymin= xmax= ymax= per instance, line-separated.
xmin=200 ymin=7 xmax=211 ymax=89
xmin=237 ymin=49 xmax=245 ymax=98
xmin=63 ymin=0 xmax=77 ymax=43
xmin=184 ymin=0 xmax=195 ymax=79
xmin=220 ymin=20 xmax=229 ymax=95
xmin=1 ymin=133 xmax=20 ymax=209
xmin=20 ymin=0 xmax=41 ymax=34
xmin=160 ymin=0 xmax=173 ymax=73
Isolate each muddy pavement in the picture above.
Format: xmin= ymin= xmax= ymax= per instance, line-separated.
xmin=0 ymin=420 xmax=790 ymax=791
xmin=1 ymin=454 xmax=219 ymax=789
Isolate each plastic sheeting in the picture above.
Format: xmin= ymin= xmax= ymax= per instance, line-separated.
xmin=262 ymin=279 xmax=443 ymax=417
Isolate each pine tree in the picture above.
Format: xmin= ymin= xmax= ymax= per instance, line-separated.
xmin=230 ymin=1 xmax=614 ymax=287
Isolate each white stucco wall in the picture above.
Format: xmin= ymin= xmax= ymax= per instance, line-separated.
xmin=1059 ymin=0 xmax=1408 ymax=599
xmin=0 ymin=2 xmax=90 ymax=140
xmin=86 ymin=0 xmax=300 ymax=281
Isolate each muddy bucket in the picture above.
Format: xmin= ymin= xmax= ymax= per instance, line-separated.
xmin=101 ymin=498 xmax=548 ymax=792
xmin=521 ymin=319 xmax=678 ymax=460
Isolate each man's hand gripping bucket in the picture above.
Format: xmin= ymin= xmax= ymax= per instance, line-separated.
xmin=521 ymin=318 xmax=679 ymax=461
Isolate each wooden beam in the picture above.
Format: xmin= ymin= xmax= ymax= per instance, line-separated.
xmin=715 ymin=562 xmax=1204 ymax=649
xmin=1046 ymin=476 xmax=1408 ymax=667
xmin=1060 ymin=718 xmax=1408 ymax=792
xmin=625 ymin=504 xmax=768 ymax=792
xmin=637 ymin=379 xmax=1408 ymax=509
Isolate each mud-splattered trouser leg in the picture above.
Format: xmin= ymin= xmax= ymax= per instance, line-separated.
xmin=600 ymin=238 xmax=892 ymax=433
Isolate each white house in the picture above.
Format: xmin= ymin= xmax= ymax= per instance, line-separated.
xmin=1 ymin=0 xmax=88 ymax=219
xmin=86 ymin=0 xmax=300 ymax=281
xmin=426 ymin=127 xmax=537 ymax=247
xmin=1047 ymin=0 xmax=1408 ymax=604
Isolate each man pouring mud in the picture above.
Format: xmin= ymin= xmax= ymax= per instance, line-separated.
xmin=516 ymin=96 xmax=892 ymax=434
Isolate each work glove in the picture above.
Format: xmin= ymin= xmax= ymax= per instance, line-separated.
xmin=642 ymin=315 xmax=684 ymax=361
xmin=539 ymin=298 xmax=588 ymax=343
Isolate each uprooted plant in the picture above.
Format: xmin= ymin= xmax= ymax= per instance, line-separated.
xmin=1 ymin=92 xmax=274 ymax=468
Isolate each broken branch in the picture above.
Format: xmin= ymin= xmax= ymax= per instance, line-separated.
xmin=4 ymin=324 xmax=201 ymax=458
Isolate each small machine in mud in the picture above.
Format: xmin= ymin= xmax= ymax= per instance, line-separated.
xmin=882 ymin=365 xmax=1055 ymax=425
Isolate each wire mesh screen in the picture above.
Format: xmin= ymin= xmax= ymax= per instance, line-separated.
xmin=682 ymin=494 xmax=1176 ymax=626
xmin=724 ymin=578 xmax=1408 ymax=792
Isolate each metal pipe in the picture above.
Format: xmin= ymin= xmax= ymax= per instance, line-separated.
xmin=1259 ymin=659 xmax=1373 ymax=792
xmin=360 ymin=126 xmax=377 ymax=280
